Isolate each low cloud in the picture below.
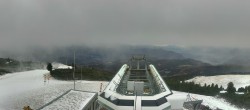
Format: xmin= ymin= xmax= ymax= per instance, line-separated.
xmin=1 ymin=0 xmax=250 ymax=52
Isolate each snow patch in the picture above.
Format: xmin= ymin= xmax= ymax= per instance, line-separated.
xmin=220 ymin=91 xmax=227 ymax=94
xmin=186 ymin=75 xmax=250 ymax=89
xmin=52 ymin=62 xmax=72 ymax=69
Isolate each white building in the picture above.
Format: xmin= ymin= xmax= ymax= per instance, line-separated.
xmin=98 ymin=56 xmax=186 ymax=110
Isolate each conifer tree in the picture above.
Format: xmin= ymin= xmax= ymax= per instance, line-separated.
xmin=238 ymin=87 xmax=245 ymax=92
xmin=211 ymin=83 xmax=215 ymax=88
xmin=47 ymin=63 xmax=53 ymax=72
xmin=227 ymin=82 xmax=236 ymax=94
xmin=215 ymin=84 xmax=219 ymax=89
xmin=219 ymin=85 xmax=224 ymax=91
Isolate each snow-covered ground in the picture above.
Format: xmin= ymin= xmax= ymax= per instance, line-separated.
xmin=52 ymin=62 xmax=72 ymax=69
xmin=0 ymin=69 xmax=244 ymax=110
xmin=171 ymin=91 xmax=242 ymax=110
xmin=41 ymin=90 xmax=96 ymax=110
xmin=0 ymin=69 xmax=108 ymax=110
xmin=185 ymin=75 xmax=250 ymax=89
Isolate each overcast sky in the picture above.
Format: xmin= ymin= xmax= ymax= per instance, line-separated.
xmin=1 ymin=0 xmax=250 ymax=51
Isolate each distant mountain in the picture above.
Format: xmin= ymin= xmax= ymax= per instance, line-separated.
xmin=150 ymin=58 xmax=210 ymax=76
xmin=168 ymin=65 xmax=250 ymax=76
xmin=0 ymin=45 xmax=185 ymax=65
xmin=1 ymin=45 xmax=250 ymax=76
xmin=224 ymin=54 xmax=250 ymax=66
xmin=163 ymin=46 xmax=250 ymax=66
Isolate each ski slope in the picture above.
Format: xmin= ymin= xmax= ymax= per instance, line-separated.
xmin=186 ymin=75 xmax=250 ymax=89
xmin=0 ymin=69 xmax=244 ymax=110
xmin=0 ymin=69 xmax=108 ymax=110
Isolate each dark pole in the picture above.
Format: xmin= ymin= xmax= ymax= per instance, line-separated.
xmin=81 ymin=66 xmax=83 ymax=80
xmin=73 ymin=50 xmax=76 ymax=90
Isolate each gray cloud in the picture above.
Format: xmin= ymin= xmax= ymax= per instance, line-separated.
xmin=1 ymin=0 xmax=250 ymax=52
